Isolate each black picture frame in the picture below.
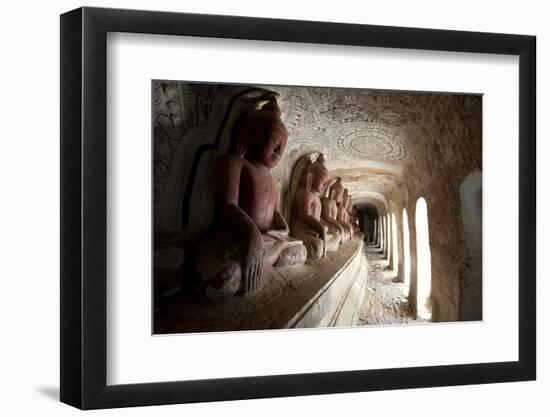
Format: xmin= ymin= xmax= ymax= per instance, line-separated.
xmin=60 ymin=6 xmax=536 ymax=410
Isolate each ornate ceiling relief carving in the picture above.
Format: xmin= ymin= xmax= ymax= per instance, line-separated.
xmin=260 ymin=87 xmax=480 ymax=215
xmin=263 ymin=86 xmax=424 ymax=211
xmin=336 ymin=123 xmax=406 ymax=161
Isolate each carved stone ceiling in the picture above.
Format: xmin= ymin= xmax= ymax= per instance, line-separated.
xmin=265 ymin=85 xmax=439 ymax=203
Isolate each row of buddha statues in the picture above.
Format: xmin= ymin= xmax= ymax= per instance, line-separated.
xmin=194 ymin=96 xmax=359 ymax=303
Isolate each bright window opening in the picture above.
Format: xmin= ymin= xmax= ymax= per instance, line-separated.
xmin=402 ymin=208 xmax=411 ymax=287
xmin=391 ymin=213 xmax=398 ymax=273
xmin=415 ymin=197 xmax=432 ymax=320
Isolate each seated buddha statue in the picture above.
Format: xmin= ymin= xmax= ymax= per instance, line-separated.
xmin=290 ymin=155 xmax=340 ymax=260
xmin=339 ymin=188 xmax=356 ymax=239
xmin=329 ymin=179 xmax=352 ymax=241
xmin=321 ymin=181 xmax=344 ymax=248
xmin=194 ymin=96 xmax=307 ymax=303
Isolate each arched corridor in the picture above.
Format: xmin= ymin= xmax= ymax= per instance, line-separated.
xmin=153 ymin=82 xmax=483 ymax=333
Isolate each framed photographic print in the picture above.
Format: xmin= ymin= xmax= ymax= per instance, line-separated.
xmin=60 ymin=6 xmax=536 ymax=409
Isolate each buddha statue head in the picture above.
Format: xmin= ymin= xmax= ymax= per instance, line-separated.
xmin=234 ymin=96 xmax=288 ymax=169
xmin=306 ymin=154 xmax=329 ymax=194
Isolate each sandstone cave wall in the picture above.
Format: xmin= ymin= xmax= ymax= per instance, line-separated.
xmin=398 ymin=94 xmax=482 ymax=321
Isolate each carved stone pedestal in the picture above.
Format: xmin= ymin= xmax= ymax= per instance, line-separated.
xmin=155 ymin=233 xmax=367 ymax=333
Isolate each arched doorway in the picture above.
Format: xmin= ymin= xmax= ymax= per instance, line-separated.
xmin=391 ymin=213 xmax=399 ymax=273
xmin=402 ymin=208 xmax=411 ymax=286
xmin=415 ymin=197 xmax=432 ymax=320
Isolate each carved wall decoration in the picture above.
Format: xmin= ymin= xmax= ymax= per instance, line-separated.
xmin=153 ymin=81 xmax=221 ymax=228
xmin=154 ymin=83 xmax=276 ymax=243
xmin=336 ymin=123 xmax=406 ymax=161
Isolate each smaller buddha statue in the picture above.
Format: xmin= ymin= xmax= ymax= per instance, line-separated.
xmin=321 ymin=183 xmax=344 ymax=247
xmin=340 ymin=189 xmax=356 ymax=238
xmin=329 ymin=179 xmax=352 ymax=241
xmin=290 ymin=155 xmax=340 ymax=260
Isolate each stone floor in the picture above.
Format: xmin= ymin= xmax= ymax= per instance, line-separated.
xmin=358 ymin=246 xmax=422 ymax=326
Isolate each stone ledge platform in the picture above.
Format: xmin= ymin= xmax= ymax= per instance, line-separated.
xmin=155 ymin=233 xmax=367 ymax=334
